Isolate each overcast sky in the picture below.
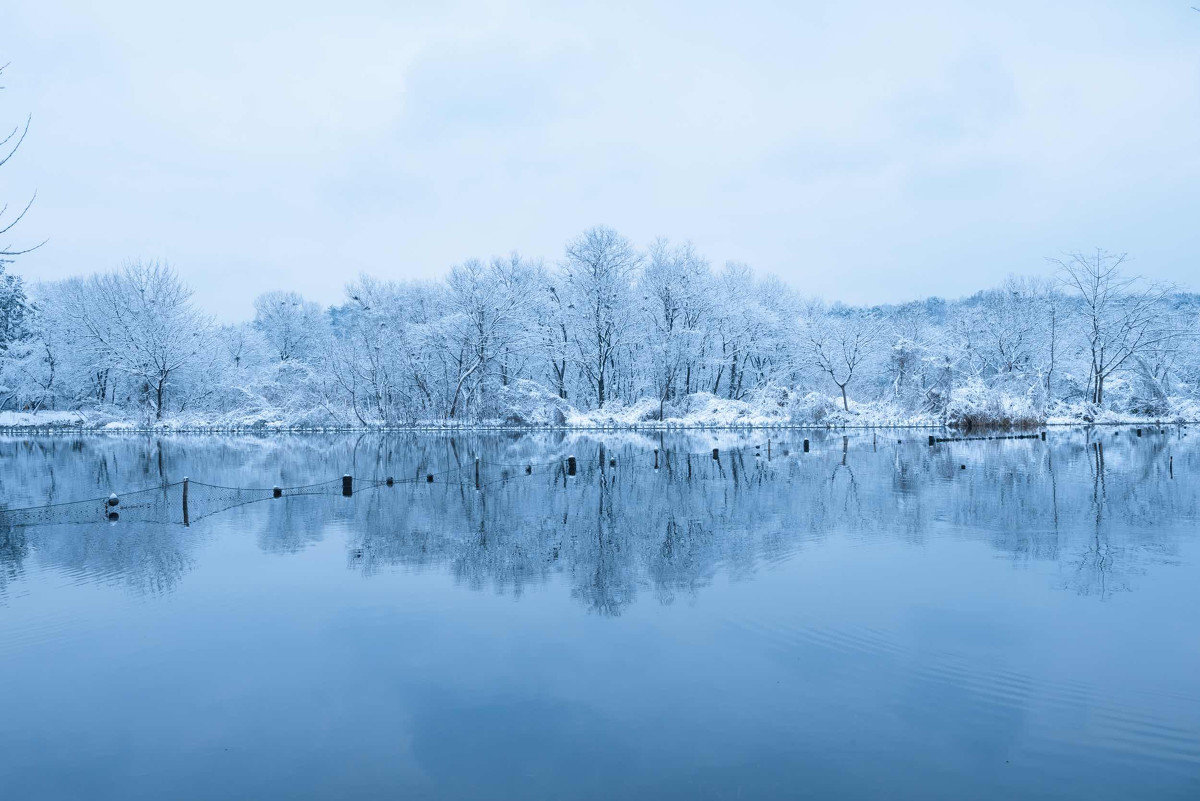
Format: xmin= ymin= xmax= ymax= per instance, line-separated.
xmin=2 ymin=1 xmax=1198 ymax=319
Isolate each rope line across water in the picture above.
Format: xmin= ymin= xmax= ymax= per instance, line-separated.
xmin=1 ymin=436 xmax=1020 ymax=529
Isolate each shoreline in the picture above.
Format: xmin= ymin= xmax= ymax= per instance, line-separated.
xmin=0 ymin=420 xmax=1191 ymax=436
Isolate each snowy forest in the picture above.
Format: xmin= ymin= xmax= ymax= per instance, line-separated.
xmin=1 ymin=229 xmax=1198 ymax=430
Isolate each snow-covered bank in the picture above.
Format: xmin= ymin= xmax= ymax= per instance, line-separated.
xmin=0 ymin=410 xmax=91 ymax=429
xmin=3 ymin=389 xmax=1196 ymax=433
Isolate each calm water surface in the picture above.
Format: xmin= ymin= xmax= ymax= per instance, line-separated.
xmin=1 ymin=429 xmax=1198 ymax=800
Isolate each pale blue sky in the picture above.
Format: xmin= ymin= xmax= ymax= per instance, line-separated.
xmin=2 ymin=0 xmax=1198 ymax=319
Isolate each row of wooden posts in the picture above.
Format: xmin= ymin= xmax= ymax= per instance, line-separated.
xmin=117 ymin=428 xmax=1171 ymax=524
xmin=99 ymin=432 xmax=929 ymax=523
xmin=930 ymin=432 xmax=1047 ymax=444
xmin=226 ymin=439 xmax=824 ymax=501
xmin=929 ymin=427 xmax=1166 ymax=445
xmin=338 ymin=427 xmax=1162 ymax=494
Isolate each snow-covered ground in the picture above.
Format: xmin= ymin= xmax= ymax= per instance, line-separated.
xmin=3 ymin=389 xmax=1195 ymax=432
xmin=0 ymin=410 xmax=92 ymax=429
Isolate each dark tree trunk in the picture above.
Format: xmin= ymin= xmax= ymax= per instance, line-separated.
xmin=155 ymin=377 xmax=166 ymax=420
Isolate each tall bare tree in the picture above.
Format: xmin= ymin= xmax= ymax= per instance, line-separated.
xmin=0 ymin=63 xmax=39 ymax=267
xmin=1053 ymin=249 xmax=1176 ymax=406
xmin=0 ymin=63 xmax=40 ymax=358
xmin=808 ymin=311 xmax=882 ymax=411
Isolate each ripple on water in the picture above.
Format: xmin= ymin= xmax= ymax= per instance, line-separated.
xmin=724 ymin=613 xmax=1200 ymax=779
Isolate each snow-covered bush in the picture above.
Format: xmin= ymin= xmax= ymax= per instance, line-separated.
xmin=494 ymin=379 xmax=573 ymax=426
xmin=945 ymin=378 xmax=1043 ymax=430
xmin=790 ymin=392 xmax=843 ymax=424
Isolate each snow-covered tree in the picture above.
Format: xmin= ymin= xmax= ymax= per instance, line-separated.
xmin=438 ymin=255 xmax=539 ymax=417
xmin=561 ymin=226 xmax=642 ymax=409
xmin=537 ymin=277 xmax=573 ymax=401
xmin=0 ymin=264 xmax=27 ymax=354
xmin=640 ymin=239 xmax=712 ymax=416
xmin=807 ymin=308 xmax=883 ymax=411
xmin=971 ymin=277 xmax=1046 ymax=378
xmin=325 ymin=276 xmax=431 ymax=424
xmin=61 ymin=261 xmax=213 ymax=419
xmin=252 ymin=290 xmax=325 ymax=363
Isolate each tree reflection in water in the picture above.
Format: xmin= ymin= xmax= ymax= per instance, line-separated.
xmin=1 ymin=428 xmax=1195 ymax=608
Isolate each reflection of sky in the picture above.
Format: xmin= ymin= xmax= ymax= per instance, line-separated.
xmin=4 ymin=2 xmax=1200 ymax=317
xmin=3 ymin=518 xmax=1199 ymax=799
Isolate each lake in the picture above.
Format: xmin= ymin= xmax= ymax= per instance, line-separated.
xmin=1 ymin=429 xmax=1197 ymax=800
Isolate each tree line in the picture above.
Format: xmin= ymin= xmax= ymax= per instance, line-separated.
xmin=0 ymin=228 xmax=1196 ymax=426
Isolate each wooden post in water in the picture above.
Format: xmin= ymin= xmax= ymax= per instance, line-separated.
xmin=1170 ymin=455 xmax=1174 ymax=479
xmin=803 ymin=439 xmax=810 ymax=453
xmin=654 ymin=448 xmax=659 ymax=469
xmin=712 ymin=448 xmax=719 ymax=461
xmin=475 ymin=457 xmax=481 ymax=489
xmin=928 ymin=435 xmax=936 ymax=446
xmin=182 ymin=477 xmax=190 ymax=527
xmin=767 ymin=439 xmax=771 ymax=460
xmin=1041 ymin=431 xmax=1046 ymax=441
xmin=567 ymin=455 xmax=577 ymax=476
xmin=273 ymin=486 xmax=282 ymax=498
xmin=427 ymin=473 xmax=434 ymax=483
xmin=342 ymin=474 xmax=353 ymax=497
xmin=1137 ymin=428 xmax=1143 ymax=437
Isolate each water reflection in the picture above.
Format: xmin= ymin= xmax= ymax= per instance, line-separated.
xmin=1 ymin=428 xmax=1195 ymax=608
